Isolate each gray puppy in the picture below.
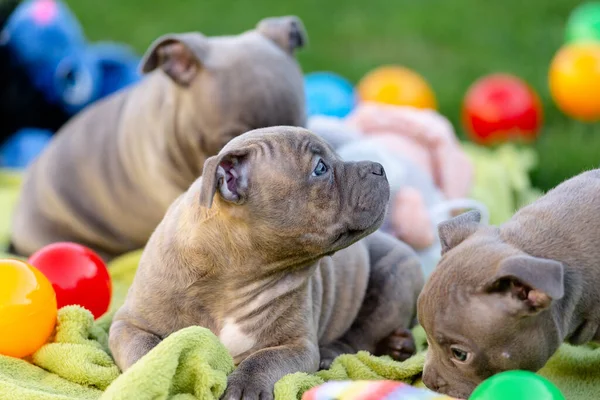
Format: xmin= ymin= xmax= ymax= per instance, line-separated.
xmin=418 ymin=169 xmax=600 ymax=398
xmin=109 ymin=126 xmax=425 ymax=400
xmin=10 ymin=16 xmax=307 ymax=261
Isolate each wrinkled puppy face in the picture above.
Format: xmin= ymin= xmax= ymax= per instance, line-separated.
xmin=140 ymin=16 xmax=307 ymax=157
xmin=199 ymin=126 xmax=390 ymax=262
xmin=417 ymin=211 xmax=565 ymax=399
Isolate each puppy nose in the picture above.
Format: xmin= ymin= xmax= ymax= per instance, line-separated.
xmin=288 ymin=20 xmax=305 ymax=48
xmin=371 ymin=162 xmax=385 ymax=176
xmin=355 ymin=161 xmax=386 ymax=179
xmin=423 ymin=369 xmax=446 ymax=392
xmin=423 ymin=373 xmax=438 ymax=391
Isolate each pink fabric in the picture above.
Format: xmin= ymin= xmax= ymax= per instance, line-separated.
xmin=31 ymin=0 xmax=58 ymax=25
xmin=391 ymin=187 xmax=435 ymax=249
xmin=345 ymin=102 xmax=473 ymax=200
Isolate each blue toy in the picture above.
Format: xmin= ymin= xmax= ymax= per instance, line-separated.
xmin=304 ymin=72 xmax=356 ymax=118
xmin=89 ymin=42 xmax=141 ymax=98
xmin=0 ymin=128 xmax=53 ymax=169
xmin=1 ymin=0 xmax=141 ymax=115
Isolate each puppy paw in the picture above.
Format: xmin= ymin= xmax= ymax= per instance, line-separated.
xmin=222 ymin=371 xmax=274 ymax=400
xmin=318 ymin=352 xmax=336 ymax=370
xmin=374 ymin=327 xmax=417 ymax=362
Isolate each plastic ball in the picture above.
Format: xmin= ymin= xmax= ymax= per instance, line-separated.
xmin=549 ymin=42 xmax=600 ymax=121
xmin=0 ymin=259 xmax=57 ymax=358
xmin=469 ymin=370 xmax=565 ymax=400
xmin=28 ymin=242 xmax=112 ymax=319
xmin=356 ymin=65 xmax=437 ymax=109
xmin=304 ymin=72 xmax=356 ymax=118
xmin=462 ymin=74 xmax=542 ymax=146
xmin=565 ymin=2 xmax=600 ymax=44
xmin=0 ymin=128 xmax=53 ymax=169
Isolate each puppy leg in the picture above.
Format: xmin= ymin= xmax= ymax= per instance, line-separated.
xmin=223 ymin=339 xmax=319 ymax=400
xmin=319 ymin=230 xmax=424 ymax=368
xmin=109 ymin=318 xmax=162 ymax=371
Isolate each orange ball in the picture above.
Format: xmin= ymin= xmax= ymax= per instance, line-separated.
xmin=0 ymin=259 xmax=57 ymax=358
xmin=549 ymin=42 xmax=600 ymax=121
xmin=357 ymin=65 xmax=437 ymax=109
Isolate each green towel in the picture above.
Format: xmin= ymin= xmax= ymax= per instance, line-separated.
xmin=0 ymin=306 xmax=235 ymax=400
xmin=0 ymin=143 xmax=599 ymax=400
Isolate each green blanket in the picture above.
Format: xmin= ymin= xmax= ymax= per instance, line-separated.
xmin=0 ymin=250 xmax=429 ymax=400
xmin=1 ymin=144 xmax=598 ymax=400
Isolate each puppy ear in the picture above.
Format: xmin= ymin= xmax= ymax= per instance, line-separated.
xmin=485 ymin=255 xmax=565 ymax=315
xmin=256 ymin=16 xmax=307 ymax=54
xmin=199 ymin=149 xmax=252 ymax=209
xmin=140 ymin=32 xmax=209 ymax=86
xmin=438 ymin=210 xmax=481 ymax=255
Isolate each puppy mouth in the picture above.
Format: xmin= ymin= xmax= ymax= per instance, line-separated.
xmin=333 ymin=229 xmax=362 ymax=246
xmin=333 ymin=208 xmax=387 ymax=246
xmin=429 ymin=378 xmax=475 ymax=399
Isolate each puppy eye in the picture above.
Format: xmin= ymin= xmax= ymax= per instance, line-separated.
xmin=450 ymin=346 xmax=470 ymax=363
xmin=312 ymin=159 xmax=328 ymax=177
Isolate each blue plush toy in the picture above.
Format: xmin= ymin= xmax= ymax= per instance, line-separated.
xmin=89 ymin=42 xmax=140 ymax=99
xmin=0 ymin=128 xmax=53 ymax=169
xmin=1 ymin=0 xmax=141 ymax=115
xmin=0 ymin=0 xmax=142 ymax=169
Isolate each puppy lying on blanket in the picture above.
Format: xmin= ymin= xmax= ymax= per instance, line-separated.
xmin=418 ymin=169 xmax=600 ymax=398
xmin=10 ymin=16 xmax=307 ymax=261
xmin=110 ymin=126 xmax=425 ymax=399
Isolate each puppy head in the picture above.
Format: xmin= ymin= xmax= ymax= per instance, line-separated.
xmin=140 ymin=16 xmax=307 ymax=157
xmin=197 ymin=126 xmax=390 ymax=262
xmin=417 ymin=211 xmax=565 ymax=398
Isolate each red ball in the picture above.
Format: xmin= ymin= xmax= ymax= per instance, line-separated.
xmin=462 ymin=74 xmax=543 ymax=146
xmin=28 ymin=243 xmax=112 ymax=319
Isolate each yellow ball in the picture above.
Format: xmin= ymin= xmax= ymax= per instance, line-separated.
xmin=357 ymin=65 xmax=437 ymax=109
xmin=0 ymin=259 xmax=57 ymax=358
xmin=549 ymin=42 xmax=600 ymax=121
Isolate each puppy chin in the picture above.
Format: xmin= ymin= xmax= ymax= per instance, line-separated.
xmin=344 ymin=208 xmax=388 ymax=244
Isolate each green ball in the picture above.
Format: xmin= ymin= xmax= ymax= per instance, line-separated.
xmin=469 ymin=371 xmax=565 ymax=400
xmin=565 ymin=2 xmax=600 ymax=44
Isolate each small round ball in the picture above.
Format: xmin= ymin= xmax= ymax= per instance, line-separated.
xmin=470 ymin=370 xmax=565 ymax=400
xmin=462 ymin=73 xmax=542 ymax=146
xmin=565 ymin=2 xmax=600 ymax=44
xmin=304 ymin=72 xmax=356 ymax=118
xmin=549 ymin=42 xmax=600 ymax=122
xmin=357 ymin=65 xmax=437 ymax=110
xmin=28 ymin=242 xmax=112 ymax=319
xmin=0 ymin=259 xmax=57 ymax=358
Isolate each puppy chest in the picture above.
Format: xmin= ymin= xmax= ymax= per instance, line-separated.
xmin=218 ymin=319 xmax=257 ymax=361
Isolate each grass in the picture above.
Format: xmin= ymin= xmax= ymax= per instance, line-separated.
xmin=66 ymin=0 xmax=598 ymax=191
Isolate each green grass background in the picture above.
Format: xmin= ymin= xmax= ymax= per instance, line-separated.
xmin=67 ymin=0 xmax=599 ymax=191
